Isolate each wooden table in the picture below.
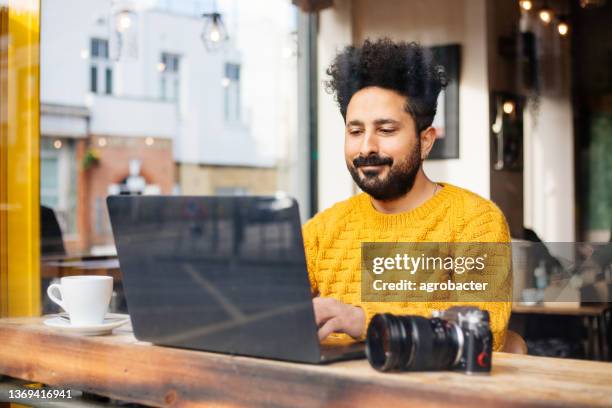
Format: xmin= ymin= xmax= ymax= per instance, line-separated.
xmin=512 ymin=303 xmax=611 ymax=361
xmin=1 ymin=318 xmax=612 ymax=407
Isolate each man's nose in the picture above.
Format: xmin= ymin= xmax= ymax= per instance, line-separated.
xmin=359 ymin=131 xmax=378 ymax=157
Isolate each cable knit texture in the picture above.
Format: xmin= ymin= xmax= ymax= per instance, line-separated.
xmin=303 ymin=183 xmax=512 ymax=351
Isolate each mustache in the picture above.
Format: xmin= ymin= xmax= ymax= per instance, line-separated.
xmin=353 ymin=154 xmax=393 ymax=168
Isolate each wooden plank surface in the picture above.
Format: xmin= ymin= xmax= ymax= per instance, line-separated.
xmin=512 ymin=303 xmax=610 ymax=316
xmin=1 ymin=317 xmax=612 ymax=408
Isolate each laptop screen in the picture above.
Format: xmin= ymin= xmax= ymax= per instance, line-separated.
xmin=108 ymin=195 xmax=321 ymax=362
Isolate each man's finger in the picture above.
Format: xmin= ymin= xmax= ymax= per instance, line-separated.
xmin=312 ymin=298 xmax=337 ymax=326
xmin=318 ymin=316 xmax=342 ymax=341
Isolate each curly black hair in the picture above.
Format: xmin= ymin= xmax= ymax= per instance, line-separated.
xmin=325 ymin=38 xmax=448 ymax=132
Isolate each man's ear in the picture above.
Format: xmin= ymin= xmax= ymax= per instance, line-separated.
xmin=419 ymin=126 xmax=437 ymax=160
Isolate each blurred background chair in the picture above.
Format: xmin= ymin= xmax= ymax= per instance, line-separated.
xmin=41 ymin=205 xmax=65 ymax=257
xmin=41 ymin=205 xmax=65 ymax=314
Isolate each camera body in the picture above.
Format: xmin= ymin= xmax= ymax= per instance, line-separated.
xmin=365 ymin=306 xmax=493 ymax=374
xmin=432 ymin=306 xmax=493 ymax=373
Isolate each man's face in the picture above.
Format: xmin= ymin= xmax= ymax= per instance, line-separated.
xmin=344 ymin=86 xmax=422 ymax=201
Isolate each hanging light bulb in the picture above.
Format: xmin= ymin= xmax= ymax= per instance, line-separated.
xmin=557 ymin=17 xmax=570 ymax=36
xmin=112 ymin=8 xmax=138 ymax=61
xmin=209 ymin=27 xmax=220 ymax=42
xmin=201 ymin=12 xmax=229 ymax=51
xmin=580 ymin=0 xmax=607 ymax=8
xmin=539 ymin=5 xmax=554 ymax=24
xmin=116 ymin=9 xmax=134 ymax=33
xmin=519 ymin=0 xmax=533 ymax=11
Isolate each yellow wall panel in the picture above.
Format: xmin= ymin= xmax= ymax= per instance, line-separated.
xmin=0 ymin=0 xmax=40 ymax=318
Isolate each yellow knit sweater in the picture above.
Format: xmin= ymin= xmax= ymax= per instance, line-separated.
xmin=302 ymin=183 xmax=512 ymax=351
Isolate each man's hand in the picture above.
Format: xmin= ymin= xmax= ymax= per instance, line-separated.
xmin=312 ymin=297 xmax=365 ymax=341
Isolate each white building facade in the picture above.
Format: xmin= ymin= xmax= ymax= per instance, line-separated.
xmin=40 ymin=0 xmax=299 ymax=253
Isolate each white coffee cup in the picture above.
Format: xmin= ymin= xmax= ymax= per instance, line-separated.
xmin=47 ymin=275 xmax=113 ymax=326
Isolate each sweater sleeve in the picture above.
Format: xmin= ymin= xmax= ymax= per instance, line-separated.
xmin=302 ymin=218 xmax=319 ymax=296
xmin=459 ymin=203 xmax=513 ymax=351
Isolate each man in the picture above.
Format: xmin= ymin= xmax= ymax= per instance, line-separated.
xmin=304 ymin=38 xmax=511 ymax=351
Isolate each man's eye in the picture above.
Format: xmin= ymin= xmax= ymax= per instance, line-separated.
xmin=380 ymin=128 xmax=396 ymax=134
xmin=349 ymin=129 xmax=363 ymax=135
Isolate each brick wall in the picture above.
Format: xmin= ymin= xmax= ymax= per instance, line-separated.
xmin=79 ymin=135 xmax=175 ymax=250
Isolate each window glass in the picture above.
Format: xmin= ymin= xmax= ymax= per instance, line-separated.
xmin=40 ymin=0 xmax=303 ymax=313
xmin=160 ymin=52 xmax=180 ymax=100
xmin=105 ymin=67 xmax=112 ymax=94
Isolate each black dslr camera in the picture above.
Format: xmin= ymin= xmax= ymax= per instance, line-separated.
xmin=365 ymin=306 xmax=493 ymax=374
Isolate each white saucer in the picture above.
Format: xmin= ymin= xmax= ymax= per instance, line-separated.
xmin=43 ymin=313 xmax=130 ymax=336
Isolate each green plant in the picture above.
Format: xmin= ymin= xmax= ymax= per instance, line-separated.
xmin=82 ymin=148 xmax=100 ymax=170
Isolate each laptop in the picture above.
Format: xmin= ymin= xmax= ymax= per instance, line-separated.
xmin=107 ymin=195 xmax=365 ymax=364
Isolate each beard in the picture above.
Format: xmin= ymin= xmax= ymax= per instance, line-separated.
xmin=347 ymin=142 xmax=422 ymax=202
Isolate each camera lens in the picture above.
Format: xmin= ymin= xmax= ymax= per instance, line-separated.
xmin=366 ymin=313 xmax=461 ymax=372
xmin=366 ymin=314 xmax=411 ymax=371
